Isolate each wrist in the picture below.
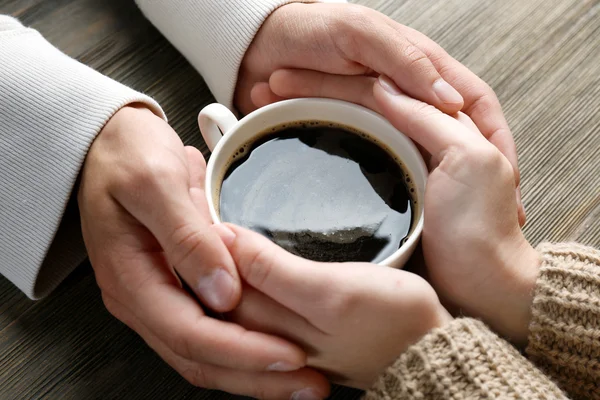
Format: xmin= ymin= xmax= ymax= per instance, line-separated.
xmin=369 ymin=295 xmax=453 ymax=390
xmin=490 ymin=236 xmax=540 ymax=346
xmin=102 ymin=103 xmax=157 ymax=134
xmin=437 ymin=306 xmax=455 ymax=328
xmin=82 ymin=103 xmax=163 ymax=196
xmin=92 ymin=104 xmax=162 ymax=157
xmin=416 ymin=293 xmax=454 ymax=346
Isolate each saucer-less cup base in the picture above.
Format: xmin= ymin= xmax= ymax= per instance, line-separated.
xmin=198 ymin=98 xmax=428 ymax=269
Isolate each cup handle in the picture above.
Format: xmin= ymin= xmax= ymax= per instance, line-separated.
xmin=198 ymin=104 xmax=239 ymax=152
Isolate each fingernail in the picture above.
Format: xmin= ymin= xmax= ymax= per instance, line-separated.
xmin=197 ymin=268 xmax=235 ymax=310
xmin=213 ymin=223 xmax=236 ymax=248
xmin=267 ymin=361 xmax=301 ymax=372
xmin=291 ymin=388 xmax=322 ymax=400
xmin=378 ymin=75 xmax=403 ymax=96
xmin=433 ymin=79 xmax=463 ymax=105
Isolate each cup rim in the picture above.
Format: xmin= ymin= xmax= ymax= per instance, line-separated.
xmin=205 ymin=98 xmax=427 ymax=267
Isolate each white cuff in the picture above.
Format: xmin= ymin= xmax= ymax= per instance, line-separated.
xmin=0 ymin=16 xmax=165 ymax=299
xmin=135 ymin=0 xmax=347 ymax=110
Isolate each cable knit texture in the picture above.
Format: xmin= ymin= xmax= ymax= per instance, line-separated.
xmin=364 ymin=319 xmax=567 ymax=399
xmin=365 ymin=243 xmax=600 ymax=399
xmin=526 ymin=243 xmax=600 ymax=400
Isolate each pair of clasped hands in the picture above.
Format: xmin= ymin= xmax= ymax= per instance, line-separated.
xmin=78 ymin=3 xmax=541 ymax=399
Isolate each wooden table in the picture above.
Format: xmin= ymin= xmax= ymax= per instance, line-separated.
xmin=1 ymin=0 xmax=599 ymax=398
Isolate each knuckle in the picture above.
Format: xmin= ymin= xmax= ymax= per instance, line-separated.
xmin=333 ymin=30 xmax=361 ymax=61
xmin=359 ymin=77 xmax=379 ymax=109
xmin=92 ymin=251 xmax=156 ymax=301
xmin=423 ymin=43 xmax=449 ymax=66
xmin=253 ymin=386 xmax=269 ymax=400
xmin=340 ymin=4 xmax=369 ymax=27
xmin=406 ymin=102 xmax=443 ymax=132
xmin=330 ymin=291 xmax=360 ymax=317
xmin=111 ymin=156 xmax=186 ymax=197
xmin=476 ymin=80 xmax=495 ymax=97
xmin=101 ymin=293 xmax=119 ymax=317
xmin=138 ymin=159 xmax=184 ymax=189
xmin=462 ymin=145 xmax=497 ymax=171
xmin=466 ymin=83 xmax=500 ymax=116
xmin=96 ymin=277 xmax=117 ymax=299
xmin=101 ymin=293 xmax=135 ymax=329
xmin=168 ymin=223 xmax=209 ymax=269
xmin=183 ymin=365 xmax=211 ymax=388
xmin=323 ymin=276 xmax=358 ymax=315
xmin=397 ymin=276 xmax=445 ymax=326
xmin=493 ymin=152 xmax=516 ymax=185
xmin=93 ymin=262 xmax=120 ymax=298
xmin=183 ymin=360 xmax=266 ymax=399
xmin=167 ymin=332 xmax=195 ymax=361
xmin=482 ymin=82 xmax=497 ymax=98
xmin=411 ymin=100 xmax=439 ymax=118
xmin=445 ymin=144 xmax=514 ymax=185
xmin=334 ymin=5 xmax=373 ymax=56
xmin=478 ymin=145 xmax=511 ymax=173
xmin=241 ymin=243 xmax=275 ymax=289
xmin=438 ymin=145 xmax=478 ymax=178
xmin=401 ymin=43 xmax=429 ymax=71
xmin=329 ymin=292 xmax=354 ymax=315
xmin=411 ymin=276 xmax=439 ymax=306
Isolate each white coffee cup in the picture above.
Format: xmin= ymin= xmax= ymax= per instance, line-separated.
xmin=198 ymin=98 xmax=427 ymax=269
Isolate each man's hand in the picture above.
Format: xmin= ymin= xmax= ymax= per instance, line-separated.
xmin=213 ymin=224 xmax=452 ymax=391
xmin=78 ymin=105 xmax=329 ymax=399
xmin=236 ymin=3 xmax=463 ymax=115
xmin=236 ymin=2 xmax=525 ymax=225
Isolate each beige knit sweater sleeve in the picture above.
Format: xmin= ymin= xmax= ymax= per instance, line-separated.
xmin=526 ymin=243 xmax=600 ymax=400
xmin=365 ymin=243 xmax=600 ymax=400
xmin=0 ymin=0 xmax=345 ymax=300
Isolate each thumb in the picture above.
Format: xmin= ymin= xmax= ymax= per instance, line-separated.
xmin=212 ymin=224 xmax=335 ymax=316
xmin=214 ymin=224 xmax=443 ymax=336
xmin=114 ymin=170 xmax=242 ymax=313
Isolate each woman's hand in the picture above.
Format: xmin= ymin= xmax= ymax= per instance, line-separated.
xmin=373 ymin=77 xmax=541 ymax=345
xmin=78 ymin=105 xmax=330 ymax=399
xmin=239 ymin=2 xmax=525 ymax=226
xmin=213 ymin=224 xmax=452 ymax=391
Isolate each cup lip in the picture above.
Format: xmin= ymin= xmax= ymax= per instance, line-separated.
xmin=205 ymin=98 xmax=427 ymax=267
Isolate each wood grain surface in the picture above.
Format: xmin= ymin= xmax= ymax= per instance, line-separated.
xmin=0 ymin=0 xmax=598 ymax=399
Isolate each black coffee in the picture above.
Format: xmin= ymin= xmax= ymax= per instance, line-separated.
xmin=218 ymin=122 xmax=415 ymax=263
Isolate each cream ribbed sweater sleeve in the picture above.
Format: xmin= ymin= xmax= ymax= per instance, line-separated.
xmin=134 ymin=0 xmax=347 ymax=109
xmin=0 ymin=16 xmax=164 ymax=299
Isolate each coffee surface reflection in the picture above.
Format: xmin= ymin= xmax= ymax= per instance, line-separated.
xmin=219 ymin=122 xmax=415 ymax=263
